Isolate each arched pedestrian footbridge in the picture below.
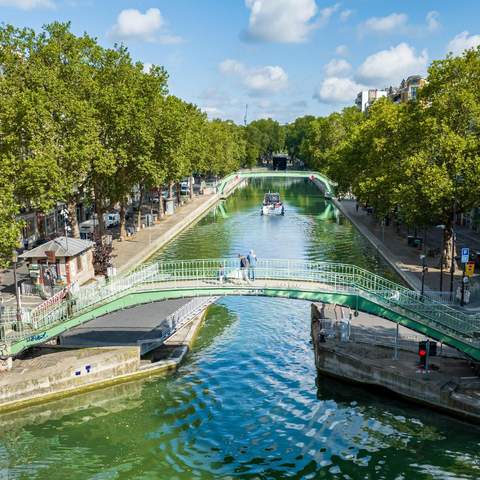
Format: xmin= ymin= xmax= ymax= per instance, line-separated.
xmin=2 ymin=259 xmax=480 ymax=360
xmin=218 ymin=170 xmax=336 ymax=196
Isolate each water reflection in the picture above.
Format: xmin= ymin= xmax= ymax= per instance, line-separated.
xmin=1 ymin=179 xmax=479 ymax=479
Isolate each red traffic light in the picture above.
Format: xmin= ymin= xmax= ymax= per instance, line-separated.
xmin=419 ymin=349 xmax=427 ymax=357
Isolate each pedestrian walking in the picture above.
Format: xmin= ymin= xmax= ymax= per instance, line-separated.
xmin=355 ymin=202 xmax=359 ymax=212
xmin=239 ymin=254 xmax=249 ymax=282
xmin=247 ymin=249 xmax=257 ymax=281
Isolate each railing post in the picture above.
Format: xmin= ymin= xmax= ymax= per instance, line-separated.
xmin=394 ymin=322 xmax=399 ymax=360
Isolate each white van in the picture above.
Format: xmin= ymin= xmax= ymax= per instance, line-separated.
xmin=79 ymin=212 xmax=120 ymax=238
xmin=79 ymin=219 xmax=98 ymax=238
xmin=104 ymin=212 xmax=120 ymax=228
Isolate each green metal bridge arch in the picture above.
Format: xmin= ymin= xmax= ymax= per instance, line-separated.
xmin=2 ymin=259 xmax=480 ymax=360
xmin=218 ymin=170 xmax=336 ymax=196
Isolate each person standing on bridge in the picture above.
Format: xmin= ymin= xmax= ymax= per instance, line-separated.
xmin=218 ymin=263 xmax=225 ymax=284
xmin=247 ymin=250 xmax=257 ymax=281
xmin=239 ymin=254 xmax=249 ymax=283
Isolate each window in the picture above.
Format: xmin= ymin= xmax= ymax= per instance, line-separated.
xmin=76 ymin=255 xmax=83 ymax=272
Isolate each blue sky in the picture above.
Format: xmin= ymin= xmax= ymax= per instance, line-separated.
xmin=2 ymin=0 xmax=479 ymax=123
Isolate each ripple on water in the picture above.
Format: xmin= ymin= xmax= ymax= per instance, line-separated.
xmin=1 ymin=180 xmax=479 ymax=479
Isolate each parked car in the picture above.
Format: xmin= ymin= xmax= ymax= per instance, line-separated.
xmin=180 ymin=182 xmax=189 ymax=195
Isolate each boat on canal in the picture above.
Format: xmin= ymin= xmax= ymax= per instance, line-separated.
xmin=261 ymin=192 xmax=285 ymax=216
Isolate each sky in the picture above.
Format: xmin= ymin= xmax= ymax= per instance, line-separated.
xmin=2 ymin=0 xmax=479 ymax=124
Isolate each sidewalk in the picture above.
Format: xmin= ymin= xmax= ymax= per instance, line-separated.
xmin=112 ymin=193 xmax=218 ymax=273
xmin=335 ymin=199 xmax=480 ymax=308
xmin=0 ymin=193 xmax=218 ymax=306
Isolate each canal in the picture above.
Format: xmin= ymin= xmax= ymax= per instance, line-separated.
xmin=1 ymin=179 xmax=479 ymax=479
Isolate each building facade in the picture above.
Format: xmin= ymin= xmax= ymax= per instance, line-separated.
xmin=355 ymin=89 xmax=388 ymax=112
xmin=387 ymin=75 xmax=426 ymax=104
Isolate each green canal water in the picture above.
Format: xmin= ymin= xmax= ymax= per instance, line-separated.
xmin=1 ymin=179 xmax=479 ymax=479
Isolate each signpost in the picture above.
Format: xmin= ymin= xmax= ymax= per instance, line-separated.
xmin=460 ymin=247 xmax=470 ymax=306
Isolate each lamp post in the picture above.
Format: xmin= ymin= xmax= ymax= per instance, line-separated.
xmin=450 ymin=174 xmax=464 ymax=301
xmin=60 ymin=207 xmax=70 ymax=251
xmin=450 ymin=225 xmax=456 ymax=302
xmin=12 ymin=250 xmax=22 ymax=324
xmin=420 ymin=254 xmax=427 ymax=297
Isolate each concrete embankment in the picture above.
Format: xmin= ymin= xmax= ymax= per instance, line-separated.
xmin=311 ymin=303 xmax=480 ymax=423
xmin=0 ymin=303 xmax=209 ymax=413
xmin=310 ymin=178 xmax=417 ymax=289
xmin=116 ymin=176 xmax=246 ymax=274
xmin=0 ymin=176 xmax=245 ymax=410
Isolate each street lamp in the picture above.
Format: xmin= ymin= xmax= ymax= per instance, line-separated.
xmin=420 ymin=254 xmax=427 ymax=297
xmin=60 ymin=207 xmax=71 ymax=250
xmin=450 ymin=174 xmax=464 ymax=301
xmin=11 ymin=250 xmax=22 ymax=324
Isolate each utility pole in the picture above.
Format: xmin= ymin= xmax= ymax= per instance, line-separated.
xmin=244 ymin=104 xmax=248 ymax=126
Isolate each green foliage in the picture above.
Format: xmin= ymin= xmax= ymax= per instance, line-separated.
xmin=245 ymin=118 xmax=285 ymax=164
xmin=0 ymin=22 xmax=247 ymax=263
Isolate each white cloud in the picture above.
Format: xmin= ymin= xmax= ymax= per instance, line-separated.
xmin=361 ymin=11 xmax=440 ymax=36
xmin=0 ymin=0 xmax=54 ymax=8
xmin=203 ymin=107 xmax=224 ymax=118
xmin=318 ymin=3 xmax=340 ymax=26
xmin=340 ymin=9 xmax=352 ymax=22
xmin=324 ymin=58 xmax=351 ymax=77
xmin=110 ymin=8 xmax=163 ymax=41
xmin=426 ymin=11 xmax=440 ymax=32
xmin=315 ymin=76 xmax=366 ymax=104
xmin=356 ymin=43 xmax=428 ymax=86
xmin=109 ymin=8 xmax=183 ymax=44
xmin=335 ymin=44 xmax=348 ymax=56
xmin=244 ymin=0 xmax=338 ymax=43
xmin=362 ymin=13 xmax=408 ymax=34
xmin=220 ymin=59 xmax=245 ymax=76
xmin=220 ymin=59 xmax=288 ymax=94
xmin=447 ymin=31 xmax=480 ymax=56
xmin=158 ymin=34 xmax=184 ymax=45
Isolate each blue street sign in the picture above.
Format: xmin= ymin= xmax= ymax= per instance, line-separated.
xmin=461 ymin=247 xmax=470 ymax=264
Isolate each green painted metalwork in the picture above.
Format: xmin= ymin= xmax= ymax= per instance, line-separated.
xmin=3 ymin=258 xmax=480 ymax=360
xmin=218 ymin=170 xmax=336 ymax=196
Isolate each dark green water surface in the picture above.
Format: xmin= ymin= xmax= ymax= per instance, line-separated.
xmin=1 ymin=179 xmax=479 ymax=479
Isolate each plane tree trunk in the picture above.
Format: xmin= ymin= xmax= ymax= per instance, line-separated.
xmin=119 ymin=201 xmax=127 ymax=240
xmin=67 ymin=200 xmax=80 ymax=239
xmin=136 ymin=188 xmax=144 ymax=231
xmin=443 ymin=222 xmax=458 ymax=273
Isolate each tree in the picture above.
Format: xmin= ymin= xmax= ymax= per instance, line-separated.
xmin=0 ymin=160 xmax=20 ymax=267
xmin=247 ymin=118 xmax=285 ymax=160
xmin=285 ymin=115 xmax=315 ymax=164
xmin=30 ymin=22 xmax=102 ymax=237
xmin=401 ymin=47 xmax=480 ymax=267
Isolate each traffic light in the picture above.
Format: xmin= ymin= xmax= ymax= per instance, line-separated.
xmin=418 ymin=341 xmax=427 ymax=367
xmin=418 ymin=340 xmax=437 ymax=368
